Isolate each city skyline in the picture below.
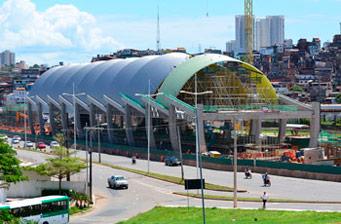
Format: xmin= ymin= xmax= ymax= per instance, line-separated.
xmin=0 ymin=0 xmax=340 ymax=65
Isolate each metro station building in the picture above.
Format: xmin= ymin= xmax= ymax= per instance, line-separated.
xmin=27 ymin=53 xmax=320 ymax=153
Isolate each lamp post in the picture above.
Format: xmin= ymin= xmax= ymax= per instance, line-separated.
xmin=179 ymin=89 xmax=212 ymax=179
xmin=180 ymin=78 xmax=212 ymax=224
xmin=135 ymin=80 xmax=163 ymax=174
xmin=23 ymin=92 xmax=27 ymax=149
xmin=62 ymin=83 xmax=85 ymax=151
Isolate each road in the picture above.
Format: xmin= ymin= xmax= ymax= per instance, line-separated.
xmin=75 ymin=150 xmax=341 ymax=202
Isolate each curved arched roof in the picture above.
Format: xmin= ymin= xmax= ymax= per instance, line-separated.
xmin=29 ymin=53 xmax=276 ymax=111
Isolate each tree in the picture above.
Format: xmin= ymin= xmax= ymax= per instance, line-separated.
xmin=54 ymin=133 xmax=65 ymax=146
xmin=35 ymin=147 xmax=86 ymax=194
xmin=290 ymin=84 xmax=304 ymax=92
xmin=336 ymin=94 xmax=341 ymax=104
xmin=0 ymin=139 xmax=26 ymax=187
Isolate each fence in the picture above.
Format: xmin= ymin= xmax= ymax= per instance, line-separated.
xmin=2 ymin=129 xmax=340 ymax=176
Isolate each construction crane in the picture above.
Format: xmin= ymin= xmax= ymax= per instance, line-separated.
xmin=244 ymin=0 xmax=253 ymax=64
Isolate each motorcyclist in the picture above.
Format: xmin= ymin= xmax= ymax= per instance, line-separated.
xmin=244 ymin=168 xmax=252 ymax=179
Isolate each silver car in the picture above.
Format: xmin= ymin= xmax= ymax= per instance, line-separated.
xmin=107 ymin=175 xmax=128 ymax=189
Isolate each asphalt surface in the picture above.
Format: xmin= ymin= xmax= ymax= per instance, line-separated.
xmin=75 ymin=150 xmax=341 ymax=202
xmin=14 ymin=145 xmax=341 ymax=224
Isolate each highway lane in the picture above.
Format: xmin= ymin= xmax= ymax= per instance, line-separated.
xmin=75 ymin=150 xmax=341 ymax=202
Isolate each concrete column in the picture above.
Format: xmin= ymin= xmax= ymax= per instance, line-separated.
xmin=168 ymin=105 xmax=179 ymax=151
xmin=27 ymin=103 xmax=35 ymax=135
xmin=106 ymin=104 xmax=115 ymax=143
xmin=251 ymin=119 xmax=262 ymax=145
xmin=60 ymin=103 xmax=68 ymax=133
xmin=75 ymin=103 xmax=83 ymax=138
xmin=48 ymin=103 xmax=57 ymax=136
xmin=278 ymin=119 xmax=287 ymax=143
xmin=145 ymin=103 xmax=156 ymax=149
xmin=124 ymin=105 xmax=135 ymax=146
xmin=197 ymin=104 xmax=207 ymax=153
xmin=37 ymin=103 xmax=45 ymax=135
xmin=309 ymin=102 xmax=320 ymax=148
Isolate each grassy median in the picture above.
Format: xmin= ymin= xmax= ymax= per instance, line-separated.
xmin=100 ymin=162 xmax=247 ymax=192
xmin=117 ymin=206 xmax=341 ymax=224
xmin=173 ymin=192 xmax=341 ymax=204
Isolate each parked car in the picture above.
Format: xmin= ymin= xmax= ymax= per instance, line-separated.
xmin=11 ymin=138 xmax=20 ymax=144
xmin=24 ymin=141 xmax=34 ymax=148
xmin=164 ymin=156 xmax=181 ymax=166
xmin=13 ymin=135 xmax=21 ymax=141
xmin=37 ymin=142 xmax=46 ymax=149
xmin=107 ymin=175 xmax=128 ymax=189
xmin=50 ymin=141 xmax=60 ymax=148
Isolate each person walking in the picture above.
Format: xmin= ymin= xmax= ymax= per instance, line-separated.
xmin=261 ymin=192 xmax=269 ymax=209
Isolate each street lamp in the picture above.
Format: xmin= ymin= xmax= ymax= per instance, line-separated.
xmin=179 ymin=87 xmax=212 ymax=179
xmin=62 ymin=83 xmax=85 ymax=150
xmin=23 ymin=92 xmax=28 ymax=149
xmin=180 ymin=74 xmax=212 ymax=224
xmin=135 ymin=80 xmax=163 ymax=174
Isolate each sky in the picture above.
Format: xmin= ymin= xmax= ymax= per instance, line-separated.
xmin=0 ymin=0 xmax=340 ymax=65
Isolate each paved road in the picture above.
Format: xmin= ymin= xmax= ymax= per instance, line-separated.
xmin=16 ymin=149 xmax=341 ymax=224
xmin=75 ymin=150 xmax=341 ymax=202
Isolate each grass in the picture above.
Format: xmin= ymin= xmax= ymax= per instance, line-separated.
xmin=100 ymin=161 xmax=247 ymax=193
xmin=173 ymin=192 xmax=341 ymax=204
xmin=117 ymin=206 xmax=341 ymax=224
xmin=69 ymin=206 xmax=91 ymax=215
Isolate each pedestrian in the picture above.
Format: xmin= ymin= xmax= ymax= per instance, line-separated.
xmin=261 ymin=192 xmax=269 ymax=209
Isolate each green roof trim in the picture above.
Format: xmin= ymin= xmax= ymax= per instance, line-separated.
xmin=42 ymin=196 xmax=69 ymax=204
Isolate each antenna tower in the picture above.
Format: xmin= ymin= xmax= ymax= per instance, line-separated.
xmin=156 ymin=5 xmax=161 ymax=53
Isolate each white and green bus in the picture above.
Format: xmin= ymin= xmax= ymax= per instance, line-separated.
xmin=0 ymin=195 xmax=69 ymax=224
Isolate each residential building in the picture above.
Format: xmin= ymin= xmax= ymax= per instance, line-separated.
xmin=0 ymin=50 xmax=15 ymax=66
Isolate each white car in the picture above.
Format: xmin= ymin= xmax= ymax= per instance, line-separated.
xmin=11 ymin=139 xmax=20 ymax=144
xmin=50 ymin=141 xmax=60 ymax=148
xmin=24 ymin=141 xmax=34 ymax=148
xmin=107 ymin=175 xmax=128 ymax=189
xmin=13 ymin=135 xmax=21 ymax=141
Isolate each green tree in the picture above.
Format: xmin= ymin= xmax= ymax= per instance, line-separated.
xmin=0 ymin=210 xmax=20 ymax=224
xmin=35 ymin=147 xmax=86 ymax=194
xmin=54 ymin=133 xmax=65 ymax=146
xmin=0 ymin=139 xmax=26 ymax=188
xmin=290 ymin=84 xmax=304 ymax=92
xmin=336 ymin=94 xmax=341 ymax=104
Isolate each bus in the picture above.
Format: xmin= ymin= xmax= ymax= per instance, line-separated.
xmin=0 ymin=195 xmax=69 ymax=224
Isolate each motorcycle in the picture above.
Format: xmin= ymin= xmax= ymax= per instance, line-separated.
xmin=244 ymin=171 xmax=252 ymax=179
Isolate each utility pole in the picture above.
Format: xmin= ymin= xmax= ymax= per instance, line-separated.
xmin=24 ymin=93 xmax=27 ymax=149
xmin=232 ymin=119 xmax=238 ymax=208
xmin=177 ymin=126 xmax=184 ymax=180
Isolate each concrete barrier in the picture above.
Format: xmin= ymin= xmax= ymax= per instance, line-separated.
xmin=7 ymin=180 xmax=87 ymax=198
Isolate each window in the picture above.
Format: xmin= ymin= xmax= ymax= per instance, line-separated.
xmin=42 ymin=200 xmax=68 ymax=214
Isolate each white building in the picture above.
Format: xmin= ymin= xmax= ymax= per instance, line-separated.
xmin=237 ymin=15 xmax=284 ymax=53
xmin=0 ymin=50 xmax=15 ymax=66
xmin=255 ymin=18 xmax=270 ymax=51
xmin=226 ymin=40 xmax=236 ymax=53
xmin=267 ymin=16 xmax=285 ymax=46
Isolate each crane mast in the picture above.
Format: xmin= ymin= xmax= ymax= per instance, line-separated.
xmin=244 ymin=0 xmax=253 ymax=64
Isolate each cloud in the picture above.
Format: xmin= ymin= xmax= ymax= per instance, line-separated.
xmin=0 ymin=0 xmax=123 ymax=64
xmin=98 ymin=14 xmax=235 ymax=53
